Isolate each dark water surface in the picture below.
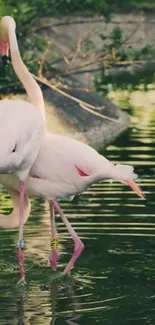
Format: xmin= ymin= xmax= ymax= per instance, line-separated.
xmin=0 ymin=104 xmax=155 ymax=324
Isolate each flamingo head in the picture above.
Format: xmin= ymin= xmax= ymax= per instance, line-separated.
xmin=0 ymin=16 xmax=16 ymax=65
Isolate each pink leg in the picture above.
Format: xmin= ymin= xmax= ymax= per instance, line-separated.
xmin=52 ymin=200 xmax=84 ymax=274
xmin=17 ymin=181 xmax=25 ymax=283
xmin=49 ymin=201 xmax=59 ymax=271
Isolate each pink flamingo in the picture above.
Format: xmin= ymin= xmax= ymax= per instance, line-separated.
xmin=0 ymin=16 xmax=145 ymax=281
xmin=0 ymin=16 xmax=45 ymax=282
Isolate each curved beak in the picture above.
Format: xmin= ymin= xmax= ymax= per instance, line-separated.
xmin=125 ymin=179 xmax=145 ymax=199
xmin=1 ymin=55 xmax=8 ymax=66
xmin=0 ymin=39 xmax=9 ymax=66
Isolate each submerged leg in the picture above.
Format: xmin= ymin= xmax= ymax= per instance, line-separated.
xmin=53 ymin=200 xmax=84 ymax=274
xmin=17 ymin=181 xmax=25 ymax=283
xmin=49 ymin=201 xmax=59 ymax=271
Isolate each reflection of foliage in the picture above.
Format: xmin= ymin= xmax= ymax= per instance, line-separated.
xmin=96 ymin=63 xmax=155 ymax=95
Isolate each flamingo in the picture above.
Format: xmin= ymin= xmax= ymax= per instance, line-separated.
xmin=0 ymin=16 xmax=145 ymax=279
xmin=0 ymin=16 xmax=45 ymax=282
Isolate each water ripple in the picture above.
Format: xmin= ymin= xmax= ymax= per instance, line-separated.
xmin=0 ymin=100 xmax=155 ymax=324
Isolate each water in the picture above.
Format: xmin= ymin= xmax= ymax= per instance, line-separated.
xmin=0 ymin=94 xmax=155 ymax=324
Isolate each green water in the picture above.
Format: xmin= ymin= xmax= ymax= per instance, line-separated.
xmin=0 ymin=102 xmax=154 ymax=324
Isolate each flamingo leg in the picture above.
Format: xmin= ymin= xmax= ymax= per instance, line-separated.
xmin=49 ymin=201 xmax=59 ymax=271
xmin=17 ymin=181 xmax=25 ymax=283
xmin=53 ymin=200 xmax=84 ymax=274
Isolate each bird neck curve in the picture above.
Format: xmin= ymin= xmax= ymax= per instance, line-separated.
xmin=8 ymin=24 xmax=45 ymax=123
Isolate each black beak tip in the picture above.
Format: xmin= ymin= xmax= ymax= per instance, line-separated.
xmin=1 ymin=55 xmax=8 ymax=66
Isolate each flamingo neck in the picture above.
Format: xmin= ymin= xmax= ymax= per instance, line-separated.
xmin=8 ymin=26 xmax=45 ymax=123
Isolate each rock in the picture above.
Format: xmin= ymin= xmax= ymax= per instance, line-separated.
xmin=31 ymin=14 xmax=137 ymax=148
xmin=31 ymin=13 xmax=151 ymax=149
xmin=34 ymin=12 xmax=153 ymax=87
xmin=42 ymin=79 xmax=129 ymax=150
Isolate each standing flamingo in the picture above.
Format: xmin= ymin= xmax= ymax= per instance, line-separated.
xmin=0 ymin=16 xmax=45 ymax=282
xmin=0 ymin=16 xmax=145 ymax=278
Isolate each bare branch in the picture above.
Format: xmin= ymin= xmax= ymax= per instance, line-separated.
xmin=65 ymin=38 xmax=83 ymax=73
xmin=79 ymin=103 xmax=118 ymax=122
xmin=124 ymin=15 xmax=145 ymax=46
xmin=33 ymin=74 xmax=118 ymax=123
xmin=38 ymin=40 xmax=52 ymax=77
xmin=54 ymin=82 xmax=91 ymax=92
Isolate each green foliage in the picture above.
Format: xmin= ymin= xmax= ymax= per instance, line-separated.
xmin=0 ymin=0 xmax=112 ymax=22
xmin=82 ymin=40 xmax=95 ymax=54
xmin=0 ymin=0 xmax=114 ymax=91
xmin=95 ymin=26 xmax=155 ymax=95
xmin=1 ymin=0 xmax=155 ymax=25
xmin=111 ymin=27 xmax=123 ymax=45
xmin=0 ymin=0 xmax=155 ymax=93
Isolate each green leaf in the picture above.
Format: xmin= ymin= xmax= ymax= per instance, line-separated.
xmin=83 ymin=40 xmax=95 ymax=53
